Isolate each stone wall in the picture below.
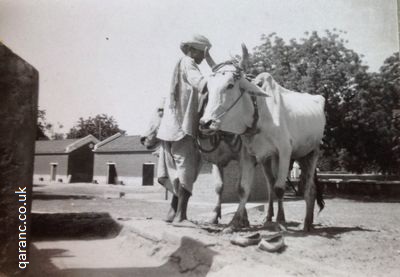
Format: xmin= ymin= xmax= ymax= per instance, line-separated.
xmin=0 ymin=43 xmax=38 ymax=274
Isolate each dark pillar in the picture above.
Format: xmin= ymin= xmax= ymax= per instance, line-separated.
xmin=0 ymin=43 xmax=38 ymax=274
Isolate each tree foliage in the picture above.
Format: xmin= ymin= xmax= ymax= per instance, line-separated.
xmin=248 ymin=30 xmax=399 ymax=174
xmin=37 ymin=109 xmax=49 ymax=140
xmin=37 ymin=109 xmax=65 ymax=140
xmin=66 ymin=114 xmax=126 ymax=140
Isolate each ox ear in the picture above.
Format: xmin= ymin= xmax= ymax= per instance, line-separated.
xmin=240 ymin=77 xmax=270 ymax=97
xmin=239 ymin=43 xmax=249 ymax=72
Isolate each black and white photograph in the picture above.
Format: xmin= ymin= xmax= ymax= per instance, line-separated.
xmin=0 ymin=0 xmax=399 ymax=276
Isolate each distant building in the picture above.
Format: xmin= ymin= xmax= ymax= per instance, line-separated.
xmin=93 ymin=133 xmax=157 ymax=185
xmin=34 ymin=135 xmax=99 ymax=183
xmin=290 ymin=161 xmax=301 ymax=180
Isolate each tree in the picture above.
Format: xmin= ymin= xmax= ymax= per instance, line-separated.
xmin=379 ymin=52 xmax=400 ymax=173
xmin=37 ymin=109 xmax=65 ymax=140
xmin=248 ymin=30 xmax=368 ymax=170
xmin=66 ymin=114 xmax=126 ymax=140
xmin=335 ymin=52 xmax=400 ymax=174
xmin=37 ymin=109 xmax=49 ymax=140
xmin=247 ymin=31 xmax=399 ymax=174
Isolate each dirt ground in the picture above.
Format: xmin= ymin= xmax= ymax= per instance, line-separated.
xmin=26 ymin=181 xmax=400 ymax=276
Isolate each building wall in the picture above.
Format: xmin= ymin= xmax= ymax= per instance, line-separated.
xmin=68 ymin=143 xmax=95 ymax=182
xmin=93 ymin=152 xmax=158 ymax=185
xmin=33 ymin=154 xmax=69 ymax=183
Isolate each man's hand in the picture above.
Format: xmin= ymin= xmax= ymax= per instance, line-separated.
xmin=204 ymin=46 xmax=216 ymax=68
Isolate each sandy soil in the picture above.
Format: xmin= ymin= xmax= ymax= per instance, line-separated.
xmin=26 ymin=182 xmax=400 ymax=276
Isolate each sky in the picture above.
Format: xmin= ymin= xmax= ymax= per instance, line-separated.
xmin=0 ymin=0 xmax=399 ymax=136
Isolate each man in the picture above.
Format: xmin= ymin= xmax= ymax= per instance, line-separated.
xmin=157 ymin=34 xmax=216 ymax=225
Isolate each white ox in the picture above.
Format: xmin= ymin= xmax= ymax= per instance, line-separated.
xmin=200 ymin=46 xmax=326 ymax=231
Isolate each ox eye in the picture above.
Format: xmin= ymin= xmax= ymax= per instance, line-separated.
xmin=227 ymin=84 xmax=234 ymax=90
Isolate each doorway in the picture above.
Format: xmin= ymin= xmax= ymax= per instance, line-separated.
xmin=142 ymin=163 xmax=155 ymax=186
xmin=107 ymin=163 xmax=117 ymax=184
xmin=50 ymin=163 xmax=58 ymax=181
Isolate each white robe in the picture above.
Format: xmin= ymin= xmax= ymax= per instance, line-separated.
xmin=157 ymin=56 xmax=207 ymax=141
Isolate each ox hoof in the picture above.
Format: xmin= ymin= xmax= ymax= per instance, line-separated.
xmin=206 ymin=210 xmax=221 ymax=225
xmin=274 ymin=187 xmax=285 ymax=199
xmin=231 ymin=220 xmax=250 ymax=230
xmin=276 ymin=215 xmax=286 ymax=224
xmin=222 ymin=226 xmax=234 ymax=234
xmin=299 ymin=223 xmax=314 ymax=232
xmin=262 ymin=221 xmax=276 ymax=231
xmin=206 ymin=216 xmax=219 ymax=225
xmin=229 ymin=217 xmax=250 ymax=230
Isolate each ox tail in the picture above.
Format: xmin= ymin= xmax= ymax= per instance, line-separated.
xmin=314 ymin=171 xmax=325 ymax=212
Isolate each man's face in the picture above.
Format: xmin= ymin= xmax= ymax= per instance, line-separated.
xmin=189 ymin=48 xmax=205 ymax=64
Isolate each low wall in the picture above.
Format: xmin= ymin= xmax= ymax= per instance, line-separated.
xmin=318 ymin=173 xmax=399 ymax=181
xmin=314 ymin=173 xmax=400 ymax=197
xmin=319 ymin=179 xmax=400 ymax=197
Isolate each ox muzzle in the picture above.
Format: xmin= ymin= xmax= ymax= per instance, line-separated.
xmin=199 ymin=118 xmax=221 ymax=135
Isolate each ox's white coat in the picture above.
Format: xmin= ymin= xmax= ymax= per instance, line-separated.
xmin=201 ymin=68 xmax=326 ymax=231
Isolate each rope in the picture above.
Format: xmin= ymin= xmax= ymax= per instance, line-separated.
xmin=197 ymin=132 xmax=243 ymax=154
xmin=197 ymin=132 xmax=221 ymax=153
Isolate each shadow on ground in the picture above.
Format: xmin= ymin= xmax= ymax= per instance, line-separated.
xmin=198 ymin=220 xmax=375 ymax=242
xmin=31 ymin=212 xmax=122 ymax=240
xmin=33 ymin=192 xmax=95 ymax=200
xmin=283 ymin=221 xmax=375 ymax=239
xmin=27 ymin=236 xmax=217 ymax=277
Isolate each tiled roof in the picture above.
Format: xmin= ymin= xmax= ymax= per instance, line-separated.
xmin=35 ymin=139 xmax=79 ymax=154
xmin=94 ymin=135 xmax=150 ymax=153
xmin=35 ymin=135 xmax=99 ymax=154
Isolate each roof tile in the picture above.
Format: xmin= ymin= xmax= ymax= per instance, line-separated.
xmin=94 ymin=135 xmax=150 ymax=152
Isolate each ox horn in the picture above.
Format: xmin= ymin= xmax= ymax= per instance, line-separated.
xmin=239 ymin=43 xmax=249 ymax=72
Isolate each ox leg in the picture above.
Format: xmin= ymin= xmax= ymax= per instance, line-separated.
xmin=298 ymin=150 xmax=320 ymax=232
xmin=297 ymin=168 xmax=306 ymax=196
xmin=264 ymin=156 xmax=286 ymax=223
xmin=276 ymin=198 xmax=285 ymax=223
xmin=261 ymin=158 xmax=275 ymax=223
xmin=208 ymin=164 xmax=224 ymax=224
xmin=229 ymin=151 xmax=256 ymax=229
xmin=271 ymin=146 xmax=292 ymax=225
xmin=273 ymin=149 xmax=292 ymax=200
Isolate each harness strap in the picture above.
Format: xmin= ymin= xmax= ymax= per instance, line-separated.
xmin=214 ymin=89 xmax=245 ymax=121
xmin=197 ymin=132 xmax=243 ymax=154
xmin=243 ymin=95 xmax=260 ymax=136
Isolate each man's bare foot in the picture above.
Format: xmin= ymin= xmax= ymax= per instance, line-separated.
xmin=165 ymin=207 xmax=176 ymax=223
xmin=164 ymin=195 xmax=178 ymax=223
